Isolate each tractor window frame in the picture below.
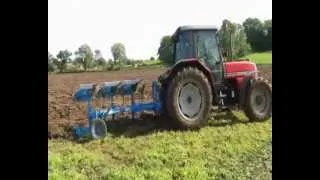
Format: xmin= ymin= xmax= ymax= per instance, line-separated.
xmin=215 ymin=32 xmax=225 ymax=62
xmin=174 ymin=30 xmax=195 ymax=62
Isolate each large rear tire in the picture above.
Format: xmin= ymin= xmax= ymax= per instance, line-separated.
xmin=244 ymin=77 xmax=272 ymax=121
xmin=166 ymin=67 xmax=212 ymax=129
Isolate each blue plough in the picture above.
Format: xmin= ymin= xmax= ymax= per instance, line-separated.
xmin=72 ymin=79 xmax=161 ymax=139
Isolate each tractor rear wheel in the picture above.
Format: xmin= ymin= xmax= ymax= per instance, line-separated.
xmin=166 ymin=67 xmax=212 ymax=129
xmin=244 ymin=77 xmax=272 ymax=121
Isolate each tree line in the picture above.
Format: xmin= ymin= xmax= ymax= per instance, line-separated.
xmin=48 ymin=43 xmax=153 ymax=73
xmin=49 ymin=17 xmax=271 ymax=73
xmin=158 ymin=17 xmax=272 ymax=62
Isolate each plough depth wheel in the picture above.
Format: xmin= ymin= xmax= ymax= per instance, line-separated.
xmin=91 ymin=119 xmax=107 ymax=139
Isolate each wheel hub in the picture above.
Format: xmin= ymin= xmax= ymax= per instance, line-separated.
xmin=250 ymin=86 xmax=269 ymax=115
xmin=187 ymin=96 xmax=192 ymax=104
xmin=91 ymin=119 xmax=107 ymax=139
xmin=178 ymin=83 xmax=202 ymax=120
xmin=95 ymin=123 xmax=104 ymax=135
xmin=255 ymin=96 xmax=263 ymax=105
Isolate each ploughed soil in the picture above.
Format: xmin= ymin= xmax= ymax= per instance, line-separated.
xmin=48 ymin=65 xmax=272 ymax=138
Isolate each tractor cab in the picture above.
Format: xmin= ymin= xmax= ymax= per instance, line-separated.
xmin=172 ymin=25 xmax=223 ymax=65
xmin=171 ymin=25 xmax=225 ymax=83
xmin=170 ymin=25 xmax=258 ymax=88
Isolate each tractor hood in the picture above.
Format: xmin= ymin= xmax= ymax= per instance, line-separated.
xmin=223 ymin=59 xmax=257 ymax=78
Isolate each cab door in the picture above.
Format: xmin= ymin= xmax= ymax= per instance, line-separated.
xmin=194 ymin=30 xmax=224 ymax=84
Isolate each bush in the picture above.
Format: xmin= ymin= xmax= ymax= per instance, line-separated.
xmin=48 ymin=63 xmax=56 ymax=72
xmin=125 ymin=60 xmax=134 ymax=65
xmin=113 ymin=64 xmax=121 ymax=71
xmin=105 ymin=63 xmax=114 ymax=71
xmin=67 ymin=66 xmax=81 ymax=73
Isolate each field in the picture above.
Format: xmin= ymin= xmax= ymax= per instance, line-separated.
xmin=48 ymin=67 xmax=168 ymax=138
xmin=48 ymin=54 xmax=272 ymax=179
xmin=244 ymin=51 xmax=272 ymax=64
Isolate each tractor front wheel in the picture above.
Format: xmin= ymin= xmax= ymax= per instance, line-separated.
xmin=166 ymin=67 xmax=212 ymax=129
xmin=244 ymin=77 xmax=272 ymax=121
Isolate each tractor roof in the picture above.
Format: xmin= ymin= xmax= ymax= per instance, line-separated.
xmin=178 ymin=25 xmax=218 ymax=31
xmin=172 ymin=25 xmax=219 ymax=37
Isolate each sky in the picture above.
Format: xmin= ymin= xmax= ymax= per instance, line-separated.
xmin=48 ymin=0 xmax=272 ymax=60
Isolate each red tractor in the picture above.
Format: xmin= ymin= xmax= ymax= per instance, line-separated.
xmin=158 ymin=25 xmax=272 ymax=129
xmin=71 ymin=25 xmax=272 ymax=139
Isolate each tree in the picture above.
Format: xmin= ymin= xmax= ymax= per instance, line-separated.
xmin=243 ymin=18 xmax=265 ymax=52
xmin=263 ymin=19 xmax=272 ymax=51
xmin=218 ymin=19 xmax=251 ymax=60
xmin=232 ymin=24 xmax=252 ymax=58
xmin=111 ymin=43 xmax=126 ymax=64
xmin=219 ymin=20 xmax=233 ymax=59
xmin=150 ymin=56 xmax=155 ymax=61
xmin=242 ymin=18 xmax=272 ymax=52
xmin=75 ymin=44 xmax=94 ymax=71
xmin=157 ymin=35 xmax=174 ymax=64
xmin=48 ymin=52 xmax=56 ymax=72
xmin=54 ymin=50 xmax=72 ymax=72
xmin=94 ymin=49 xmax=106 ymax=67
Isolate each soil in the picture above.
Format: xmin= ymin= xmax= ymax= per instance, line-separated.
xmin=257 ymin=65 xmax=272 ymax=83
xmin=48 ymin=65 xmax=272 ymax=138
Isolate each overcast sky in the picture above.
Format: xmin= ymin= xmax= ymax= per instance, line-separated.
xmin=48 ymin=0 xmax=272 ymax=60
